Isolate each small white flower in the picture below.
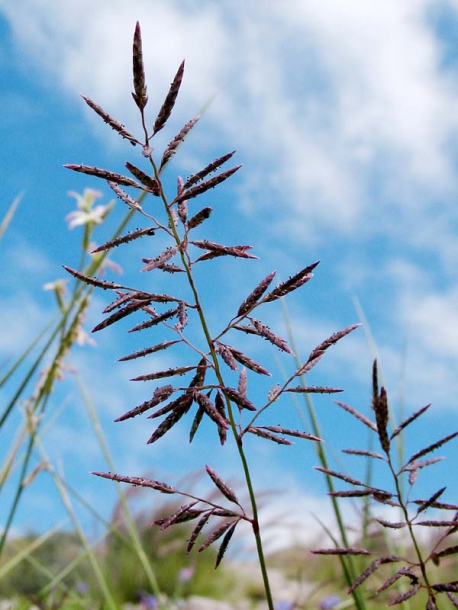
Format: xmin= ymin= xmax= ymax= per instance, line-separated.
xmin=66 ymin=189 xmax=113 ymax=229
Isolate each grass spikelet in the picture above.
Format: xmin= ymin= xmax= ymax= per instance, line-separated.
xmin=215 ymin=522 xmax=238 ymax=568
xmin=159 ymin=115 xmax=200 ymax=171
xmin=222 ymin=387 xmax=256 ymax=411
xmin=114 ymin=385 xmax=175 ymax=421
xmin=297 ymin=323 xmax=361 ymax=375
xmin=64 ymin=164 xmax=142 ymax=188
xmin=184 ymin=151 xmax=236 ymax=189
xmin=205 ymin=465 xmax=239 ymax=505
xmin=141 ymin=246 xmax=178 ymax=271
xmin=262 ymin=426 xmax=321 ymax=442
xmin=92 ymin=296 xmax=155 ymax=332
xmin=249 ymin=318 xmax=293 ymax=353
xmin=225 ymin=345 xmax=271 ymax=376
xmin=334 ymin=400 xmax=378 ymax=431
xmin=198 ymin=520 xmax=236 ymax=553
xmin=92 ymin=227 xmax=155 ymax=253
xmin=131 ymin=365 xmax=197 ymax=382
xmin=132 ymin=22 xmax=148 ymax=111
xmin=247 ymin=426 xmax=293 ymax=445
xmin=152 ymin=60 xmax=185 ymax=135
xmin=176 ymin=165 xmax=242 ymax=202
xmin=62 ymin=265 xmax=125 ymax=291
xmin=125 ymin=162 xmax=160 ymax=194
xmin=108 ymin=181 xmax=143 ymax=211
xmin=195 ymin=392 xmax=228 ymax=431
xmin=387 ymin=585 xmax=420 ymax=605
xmin=147 ymin=400 xmax=191 ymax=443
xmin=215 ymin=342 xmax=238 ymax=371
xmin=92 ymin=471 xmax=177 ymax=494
xmin=118 ymin=340 xmax=180 ymax=362
xmin=237 ymin=270 xmax=277 ymax=316
xmin=406 ymin=431 xmax=458 ymax=466
xmin=80 ymin=95 xmax=140 ymax=145
xmin=263 ymin=261 xmax=319 ymax=303
xmin=128 ymin=307 xmax=178 ymax=332
xmin=390 ymin=403 xmax=431 ymax=440
xmin=238 ymin=367 xmax=247 ymax=396
xmin=187 ymin=513 xmax=212 ymax=553
xmin=186 ymin=206 xmax=212 ymax=230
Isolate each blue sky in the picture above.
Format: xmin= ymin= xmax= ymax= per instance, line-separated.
xmin=2 ymin=0 xmax=458 ymax=551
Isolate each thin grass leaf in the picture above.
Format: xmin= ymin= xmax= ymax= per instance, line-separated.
xmin=237 ymin=270 xmax=277 ymax=316
xmin=132 ymin=22 xmax=148 ymax=110
xmin=92 ymin=227 xmax=155 ymax=253
xmin=263 ymin=262 xmax=319 ymax=303
xmin=205 ymin=466 xmax=239 ymax=505
xmin=0 ymin=194 xmax=21 ymax=242
xmin=92 ymin=471 xmax=176 ymax=494
xmin=222 ymin=387 xmax=256 ymax=411
xmin=334 ymin=401 xmax=377 ymax=432
xmin=159 ymin=115 xmax=200 ymax=171
xmin=132 ymin=365 xmax=197 ymax=382
xmin=118 ymin=340 xmax=180 ymax=362
xmin=390 ymin=404 xmax=431 ymax=439
xmin=152 ymin=60 xmax=185 ymax=135
xmin=129 ymin=307 xmax=178 ymax=332
xmin=247 ymin=427 xmax=293 ymax=445
xmin=186 ymin=207 xmax=212 ymax=230
xmin=125 ymin=162 xmax=160 ymax=194
xmin=184 ymin=151 xmax=236 ymax=189
xmin=115 ymin=385 xmax=174 ymax=421
xmin=406 ymin=431 xmax=458 ymax=466
xmin=198 ymin=520 xmax=235 ymax=553
xmin=63 ymin=265 xmax=125 ymax=291
xmin=215 ymin=521 xmax=237 ymax=568
xmin=64 ymin=164 xmax=142 ymax=188
xmin=176 ymin=165 xmax=242 ymax=202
